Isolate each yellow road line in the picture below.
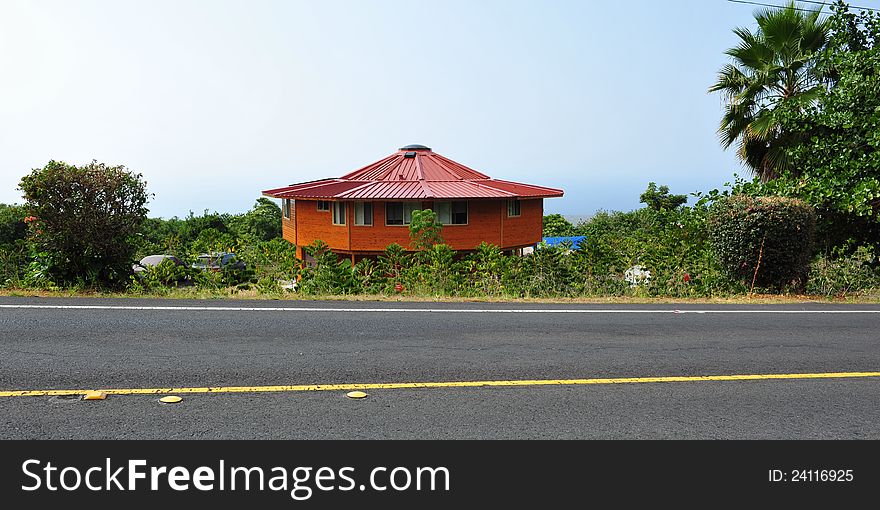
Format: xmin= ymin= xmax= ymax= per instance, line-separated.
xmin=1 ymin=371 xmax=878 ymax=398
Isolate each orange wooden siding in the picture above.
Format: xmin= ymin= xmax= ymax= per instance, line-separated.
xmin=282 ymin=199 xmax=543 ymax=253
xmin=295 ymin=200 xmax=349 ymax=251
xmin=348 ymin=200 xmax=405 ymax=250
xmin=501 ymin=198 xmax=543 ymax=248
xmin=436 ymin=200 xmax=503 ymax=249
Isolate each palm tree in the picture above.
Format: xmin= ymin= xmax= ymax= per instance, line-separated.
xmin=710 ymin=1 xmax=829 ymax=181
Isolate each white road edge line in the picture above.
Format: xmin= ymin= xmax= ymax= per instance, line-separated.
xmin=1 ymin=304 xmax=879 ymax=313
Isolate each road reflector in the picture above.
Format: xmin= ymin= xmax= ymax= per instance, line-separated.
xmin=82 ymin=391 xmax=107 ymax=401
xmin=346 ymin=391 xmax=368 ymax=399
xmin=159 ymin=395 xmax=183 ymax=404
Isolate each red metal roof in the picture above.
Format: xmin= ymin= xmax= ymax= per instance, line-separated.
xmin=262 ymin=145 xmax=564 ymax=200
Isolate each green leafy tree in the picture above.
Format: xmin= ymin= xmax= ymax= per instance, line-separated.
xmin=639 ymin=182 xmax=687 ymax=211
xmin=710 ymin=1 xmax=829 ymax=180
xmin=190 ymin=228 xmax=237 ymax=255
xmin=409 ymin=209 xmax=444 ymax=251
xmin=230 ymin=198 xmax=282 ymax=241
xmin=18 ymin=161 xmax=150 ymax=286
xmin=542 ymin=213 xmax=575 ymax=237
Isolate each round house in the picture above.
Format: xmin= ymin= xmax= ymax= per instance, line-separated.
xmin=262 ymin=145 xmax=564 ymax=261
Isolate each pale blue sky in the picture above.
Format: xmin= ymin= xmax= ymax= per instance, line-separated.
xmin=0 ymin=0 xmax=832 ymax=218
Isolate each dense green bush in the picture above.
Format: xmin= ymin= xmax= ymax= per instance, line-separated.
xmin=218 ymin=260 xmax=257 ymax=288
xmin=236 ymin=238 xmax=299 ymax=293
xmin=0 ymin=241 xmax=32 ymax=288
xmin=18 ymin=161 xmax=149 ymax=287
xmin=807 ymin=246 xmax=880 ymax=297
xmin=406 ymin=244 xmax=460 ymax=296
xmin=709 ymin=195 xmax=816 ymax=290
xmin=298 ymin=241 xmax=358 ymax=295
xmin=574 ymin=205 xmax=743 ymax=297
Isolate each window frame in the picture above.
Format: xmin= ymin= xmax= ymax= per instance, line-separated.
xmin=354 ymin=201 xmax=373 ymax=226
xmin=331 ymin=202 xmax=346 ymax=225
xmin=282 ymin=199 xmax=291 ymax=219
xmin=385 ymin=202 xmax=420 ymax=226
xmin=316 ymin=200 xmax=330 ymax=212
xmin=435 ymin=201 xmax=451 ymax=225
xmin=507 ymin=199 xmax=521 ymax=218
xmin=435 ymin=200 xmax=468 ymax=225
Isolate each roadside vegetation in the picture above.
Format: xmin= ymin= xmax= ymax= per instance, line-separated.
xmin=1 ymin=1 xmax=878 ymax=301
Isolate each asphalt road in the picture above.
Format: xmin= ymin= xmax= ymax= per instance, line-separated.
xmin=1 ymin=297 xmax=879 ymax=439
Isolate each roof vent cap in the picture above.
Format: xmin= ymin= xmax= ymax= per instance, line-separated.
xmin=399 ymin=144 xmax=431 ymax=151
xmin=403 ymin=151 xmax=417 ymax=158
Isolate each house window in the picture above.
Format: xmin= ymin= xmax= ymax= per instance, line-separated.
xmin=385 ymin=202 xmax=419 ymax=226
xmin=317 ymin=200 xmax=330 ymax=212
xmin=507 ymin=199 xmax=521 ymax=217
xmin=435 ymin=201 xmax=468 ymax=225
xmin=354 ymin=202 xmax=372 ymax=226
xmin=332 ymin=202 xmax=346 ymax=225
xmin=282 ymin=199 xmax=291 ymax=219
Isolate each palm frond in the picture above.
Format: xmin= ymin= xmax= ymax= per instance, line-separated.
xmin=763 ymin=144 xmax=791 ymax=180
xmin=719 ymin=101 xmax=757 ymax=149
xmin=727 ymin=31 xmax=774 ymax=71
xmin=738 ymin=134 xmax=770 ymax=175
xmin=709 ymin=64 xmax=750 ymax=95
xmin=710 ymin=0 xmax=830 ymax=181
xmin=747 ymin=109 xmax=778 ymax=140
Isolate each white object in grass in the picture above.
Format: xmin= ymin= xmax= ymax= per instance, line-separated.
xmin=624 ymin=265 xmax=651 ymax=287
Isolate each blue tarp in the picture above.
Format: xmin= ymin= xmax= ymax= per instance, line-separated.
xmin=540 ymin=236 xmax=586 ymax=249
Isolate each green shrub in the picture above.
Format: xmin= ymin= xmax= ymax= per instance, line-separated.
xmin=353 ymin=258 xmax=383 ymax=293
xmin=571 ymin=206 xmax=744 ymax=297
xmin=236 ymin=238 xmax=299 ymax=282
xmin=407 ymin=243 xmax=460 ymax=296
xmin=376 ymin=243 xmax=411 ymax=293
xmin=0 ymin=240 xmax=31 ymax=288
xmin=298 ymin=241 xmax=358 ymax=294
xmin=219 ymin=259 xmax=256 ymax=287
xmin=514 ymin=243 xmax=578 ymax=297
xmin=18 ymin=161 xmax=149 ymax=287
xmin=807 ymin=246 xmax=880 ymax=297
xmin=709 ymin=195 xmax=816 ymax=290
xmin=130 ymin=258 xmax=196 ymax=292
xmin=464 ymin=243 xmax=508 ymax=297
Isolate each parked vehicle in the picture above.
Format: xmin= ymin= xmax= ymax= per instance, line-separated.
xmin=192 ymin=252 xmax=246 ymax=272
xmin=132 ymin=255 xmax=183 ymax=274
